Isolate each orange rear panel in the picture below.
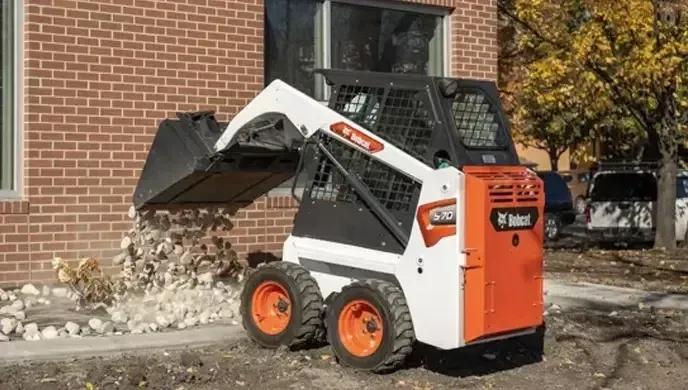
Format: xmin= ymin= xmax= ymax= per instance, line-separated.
xmin=463 ymin=166 xmax=544 ymax=343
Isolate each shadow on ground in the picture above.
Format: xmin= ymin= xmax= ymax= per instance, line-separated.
xmin=407 ymin=328 xmax=545 ymax=378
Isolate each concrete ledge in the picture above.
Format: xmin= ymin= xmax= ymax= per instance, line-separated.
xmin=546 ymin=280 xmax=688 ymax=311
xmin=0 ymin=324 xmax=244 ymax=364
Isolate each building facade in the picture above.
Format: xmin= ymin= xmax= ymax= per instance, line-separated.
xmin=0 ymin=0 xmax=498 ymax=285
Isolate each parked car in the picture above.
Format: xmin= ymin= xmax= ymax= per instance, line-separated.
xmin=586 ymin=168 xmax=688 ymax=244
xmin=559 ymin=169 xmax=591 ymax=214
xmin=537 ymin=171 xmax=577 ymax=240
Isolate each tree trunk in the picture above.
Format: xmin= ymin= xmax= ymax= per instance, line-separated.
xmin=548 ymin=149 xmax=559 ymax=172
xmin=655 ymin=150 xmax=677 ymax=249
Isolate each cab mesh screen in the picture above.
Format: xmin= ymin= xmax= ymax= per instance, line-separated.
xmin=331 ymin=85 xmax=433 ymax=165
xmin=307 ymin=137 xmax=420 ymax=213
xmin=452 ymin=90 xmax=503 ymax=148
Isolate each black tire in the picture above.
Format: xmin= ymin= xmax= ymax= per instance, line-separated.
xmin=327 ymin=280 xmax=415 ymax=373
xmin=544 ymin=214 xmax=561 ymax=241
xmin=240 ymin=262 xmax=323 ymax=349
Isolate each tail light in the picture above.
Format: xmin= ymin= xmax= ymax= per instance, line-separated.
xmin=584 ymin=204 xmax=591 ymax=224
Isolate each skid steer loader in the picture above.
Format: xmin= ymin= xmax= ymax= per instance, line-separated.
xmin=134 ymin=70 xmax=545 ymax=372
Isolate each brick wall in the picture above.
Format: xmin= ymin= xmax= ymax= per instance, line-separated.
xmin=0 ymin=0 xmax=498 ymax=286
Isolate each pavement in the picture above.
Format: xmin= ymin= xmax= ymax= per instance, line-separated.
xmin=2 ymin=278 xmax=687 ymax=364
xmin=546 ymin=279 xmax=688 ymax=311
xmin=0 ymin=323 xmax=243 ymax=364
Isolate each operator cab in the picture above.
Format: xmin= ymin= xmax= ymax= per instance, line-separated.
xmin=319 ymin=69 xmax=520 ymax=171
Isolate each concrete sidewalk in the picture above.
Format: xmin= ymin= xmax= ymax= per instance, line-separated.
xmin=0 ymin=323 xmax=243 ymax=364
xmin=546 ymin=280 xmax=688 ymax=311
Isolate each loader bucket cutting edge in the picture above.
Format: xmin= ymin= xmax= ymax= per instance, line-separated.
xmin=133 ymin=111 xmax=300 ymax=210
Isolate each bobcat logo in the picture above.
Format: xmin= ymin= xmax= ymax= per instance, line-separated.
xmin=490 ymin=207 xmax=539 ymax=231
xmin=497 ymin=212 xmax=508 ymax=228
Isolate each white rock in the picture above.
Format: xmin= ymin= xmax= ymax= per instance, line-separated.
xmin=12 ymin=299 xmax=25 ymax=311
xmin=177 ymin=322 xmax=187 ymax=329
xmin=100 ymin=321 xmax=114 ymax=334
xmin=197 ymin=272 xmax=214 ymax=285
xmin=14 ymin=321 xmax=23 ymax=335
xmin=126 ymin=319 xmax=140 ymax=332
xmin=120 ymin=235 xmax=133 ymax=250
xmin=155 ymin=315 xmax=170 ymax=328
xmin=199 ymin=310 xmax=211 ymax=325
xmin=148 ymin=323 xmax=159 ymax=332
xmin=1 ymin=318 xmax=17 ymax=335
xmin=80 ymin=326 xmax=91 ymax=336
xmin=0 ymin=288 xmax=7 ymax=301
xmin=88 ymin=318 xmax=103 ymax=331
xmin=218 ymin=307 xmax=234 ymax=319
xmin=51 ymin=287 xmax=68 ymax=298
xmin=230 ymin=320 xmax=239 ymax=326
xmin=113 ymin=252 xmax=127 ymax=266
xmin=65 ymin=321 xmax=80 ymax=336
xmin=42 ymin=285 xmax=50 ymax=296
xmin=8 ymin=293 xmax=17 ymax=301
xmin=20 ymin=284 xmax=40 ymax=296
xmin=111 ymin=311 xmax=128 ymax=323
xmin=127 ymin=205 xmax=137 ymax=219
xmin=22 ymin=323 xmax=40 ymax=341
xmin=0 ymin=306 xmax=14 ymax=315
xmin=13 ymin=311 xmax=25 ymax=321
xmin=41 ymin=326 xmax=58 ymax=340
xmin=184 ymin=316 xmax=198 ymax=327
xmin=180 ymin=251 xmax=193 ymax=265
xmin=0 ymin=333 xmax=8 ymax=342
xmin=550 ymin=304 xmax=561 ymax=311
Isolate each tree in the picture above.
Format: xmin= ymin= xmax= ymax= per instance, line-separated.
xmin=502 ymin=0 xmax=688 ymax=249
xmin=511 ymin=60 xmax=599 ymax=171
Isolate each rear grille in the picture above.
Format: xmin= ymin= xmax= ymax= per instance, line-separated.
xmin=488 ymin=183 xmax=541 ymax=203
xmin=465 ymin=168 xmax=542 ymax=204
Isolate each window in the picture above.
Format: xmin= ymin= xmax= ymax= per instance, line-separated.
xmin=678 ymin=177 xmax=688 ymax=199
xmin=265 ymin=0 xmax=319 ymax=97
xmin=0 ymin=0 xmax=17 ymax=195
xmin=590 ymin=173 xmax=658 ymax=202
xmin=265 ymin=0 xmax=446 ymax=99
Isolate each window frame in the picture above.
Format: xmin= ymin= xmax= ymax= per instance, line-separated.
xmin=267 ymin=0 xmax=450 ymax=196
xmin=0 ymin=0 xmax=22 ymax=200
xmin=265 ymin=0 xmax=451 ymax=102
xmin=319 ymin=0 xmax=450 ymax=100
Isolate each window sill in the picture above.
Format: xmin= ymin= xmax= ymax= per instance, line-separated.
xmin=0 ymin=199 xmax=29 ymax=215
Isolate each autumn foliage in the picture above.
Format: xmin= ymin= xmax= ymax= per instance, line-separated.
xmin=503 ymin=0 xmax=688 ymax=248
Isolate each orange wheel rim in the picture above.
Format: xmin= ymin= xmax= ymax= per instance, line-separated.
xmin=251 ymin=281 xmax=291 ymax=335
xmin=338 ymin=299 xmax=384 ymax=357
